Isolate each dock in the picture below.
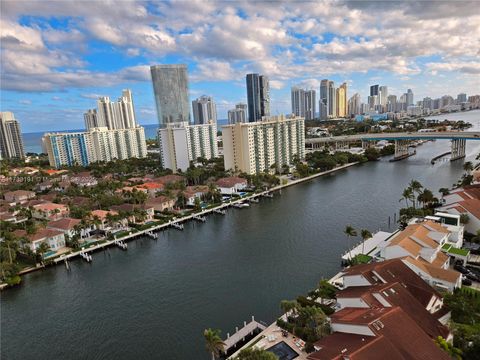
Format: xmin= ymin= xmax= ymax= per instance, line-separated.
xmin=223 ymin=316 xmax=267 ymax=355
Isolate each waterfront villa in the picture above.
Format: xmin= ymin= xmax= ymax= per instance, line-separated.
xmin=3 ymin=190 xmax=36 ymax=204
xmin=46 ymin=217 xmax=91 ymax=238
xmin=308 ymin=307 xmax=450 ymax=360
xmin=110 ymin=204 xmax=155 ymax=224
xmin=89 ymin=209 xmax=125 ymax=231
xmin=438 ymin=184 xmax=480 ymax=233
xmin=184 ymin=185 xmax=209 ymax=206
xmin=136 ymin=182 xmax=165 ymax=197
xmin=145 ymin=196 xmax=175 ymax=212
xmin=14 ymin=228 xmax=66 ymax=254
xmin=215 ymin=177 xmax=248 ymax=195
xmin=32 ymin=202 xmax=69 ymax=221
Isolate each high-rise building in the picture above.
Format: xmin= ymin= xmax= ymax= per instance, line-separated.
xmin=0 ymin=112 xmax=25 ymax=159
xmin=304 ymin=90 xmax=316 ymax=120
xmin=422 ymin=97 xmax=433 ymax=110
xmin=387 ymin=95 xmax=397 ymax=112
xmin=150 ymin=64 xmax=190 ymax=126
xmin=406 ymin=89 xmax=414 ymax=106
xmin=291 ymin=87 xmax=305 ymax=117
xmin=336 ymin=83 xmax=347 ymax=118
xmin=192 ymin=95 xmax=217 ymax=125
xmin=84 ymin=109 xmax=100 ymax=130
xmin=157 ymin=122 xmax=218 ymax=172
xmin=379 ymin=86 xmax=388 ymax=109
xmin=440 ymin=95 xmax=454 ymax=108
xmin=42 ymin=127 xmax=147 ymax=168
xmin=368 ymin=96 xmax=377 ymax=110
xmin=328 ymin=81 xmax=336 ymax=118
xmin=88 ymin=89 xmax=137 ymax=130
xmin=370 ymin=85 xmax=379 ymax=97
xmin=246 ymin=73 xmax=270 ymax=122
xmin=319 ymin=79 xmax=329 ymax=120
xmin=457 ymin=93 xmax=467 ymax=103
xmin=222 ymin=115 xmax=305 ymax=175
xmin=347 ymin=93 xmax=361 ymax=116
xmin=227 ymin=103 xmax=247 ymax=124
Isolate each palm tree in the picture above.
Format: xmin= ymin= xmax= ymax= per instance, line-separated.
xmin=280 ymin=300 xmax=297 ymax=318
xmin=417 ymin=189 xmax=435 ymax=209
xmin=318 ymin=279 xmax=336 ymax=304
xmin=399 ymin=187 xmax=414 ymax=208
xmin=438 ymin=187 xmax=449 ymax=201
xmin=360 ymin=229 xmax=372 ymax=256
xmin=409 ymin=180 xmax=423 ymax=209
xmin=203 ymin=328 xmax=225 ymax=360
xmin=463 ymin=161 xmax=474 ymax=174
xmin=344 ymin=225 xmax=357 ymax=261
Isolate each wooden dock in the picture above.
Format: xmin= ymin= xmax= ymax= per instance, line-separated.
xmin=223 ymin=317 xmax=267 ymax=353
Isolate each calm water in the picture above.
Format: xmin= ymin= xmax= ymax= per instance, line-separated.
xmin=2 ymin=111 xmax=480 ymax=360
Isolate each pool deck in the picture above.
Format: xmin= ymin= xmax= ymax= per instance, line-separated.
xmin=227 ymin=315 xmax=309 ymax=359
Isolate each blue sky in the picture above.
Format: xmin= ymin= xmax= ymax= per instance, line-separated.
xmin=1 ymin=0 xmax=479 ymax=133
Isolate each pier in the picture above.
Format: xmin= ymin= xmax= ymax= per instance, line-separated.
xmin=223 ymin=316 xmax=267 ymax=356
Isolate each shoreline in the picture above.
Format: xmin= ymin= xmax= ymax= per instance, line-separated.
xmin=1 ymin=162 xmax=360 ymax=290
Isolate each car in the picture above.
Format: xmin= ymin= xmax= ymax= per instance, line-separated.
xmin=462 ymin=278 xmax=473 ymax=286
xmin=454 ymin=264 xmax=469 ymax=274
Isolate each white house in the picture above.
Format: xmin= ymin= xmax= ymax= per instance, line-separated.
xmin=215 ymin=177 xmax=248 ymax=195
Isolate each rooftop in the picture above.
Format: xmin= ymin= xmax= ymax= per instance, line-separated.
xmin=47 ymin=217 xmax=81 ymax=231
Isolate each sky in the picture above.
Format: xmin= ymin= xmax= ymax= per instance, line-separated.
xmin=1 ymin=0 xmax=479 ymax=133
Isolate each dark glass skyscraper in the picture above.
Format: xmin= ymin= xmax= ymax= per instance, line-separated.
xmin=370 ymin=84 xmax=379 ymax=96
xmin=246 ymin=73 xmax=270 ymax=122
xmin=150 ymin=64 xmax=190 ymax=126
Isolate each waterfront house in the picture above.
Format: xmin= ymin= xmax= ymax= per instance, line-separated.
xmin=47 ymin=217 xmax=85 ymax=238
xmin=438 ymin=184 xmax=480 ymax=234
xmin=36 ymin=180 xmax=53 ymax=192
xmin=184 ymin=185 xmax=209 ymax=206
xmin=308 ymin=307 xmax=451 ymax=360
xmin=145 ymin=196 xmax=175 ymax=212
xmin=136 ymin=182 xmax=165 ymax=197
xmin=89 ymin=209 xmax=126 ymax=231
xmin=70 ymin=173 xmax=98 ymax=187
xmin=14 ymin=228 xmax=66 ymax=254
xmin=4 ymin=190 xmax=36 ymax=204
xmin=32 ymin=202 xmax=69 ymax=221
xmin=110 ymin=204 xmax=154 ymax=224
xmin=215 ymin=177 xmax=248 ymax=195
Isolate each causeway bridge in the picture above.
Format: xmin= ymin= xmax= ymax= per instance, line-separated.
xmin=305 ymin=131 xmax=480 ymax=161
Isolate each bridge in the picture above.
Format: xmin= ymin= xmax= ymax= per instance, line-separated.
xmin=305 ymin=131 xmax=480 ymax=161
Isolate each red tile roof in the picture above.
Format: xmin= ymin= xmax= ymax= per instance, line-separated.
xmin=215 ymin=176 xmax=247 ymax=188
xmin=155 ymin=175 xmax=185 ymax=184
xmin=47 ymin=217 xmax=81 ymax=231
xmin=311 ymin=307 xmax=451 ymax=360
xmin=342 ymin=259 xmax=441 ymax=308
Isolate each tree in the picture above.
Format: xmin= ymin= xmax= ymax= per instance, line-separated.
xmin=203 ymin=328 xmax=225 ymax=360
xmin=236 ymin=348 xmax=278 ymax=360
xmin=459 ymin=213 xmax=469 ymax=225
xmin=344 ymin=225 xmax=357 ymax=260
xmin=399 ymin=187 xmax=414 ymax=208
xmin=438 ymin=187 xmax=449 ymax=200
xmin=318 ymin=279 xmax=337 ymax=304
xmin=36 ymin=242 xmax=50 ymax=262
xmin=364 ymin=147 xmax=380 ymax=161
xmin=417 ymin=189 xmax=435 ymax=209
xmin=280 ymin=300 xmax=297 ymax=318
xmin=360 ymin=229 xmax=372 ymax=255
xmin=408 ymin=180 xmax=423 ymax=209
xmin=463 ymin=161 xmax=474 ymax=174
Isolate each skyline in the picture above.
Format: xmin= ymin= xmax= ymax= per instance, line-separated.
xmin=1 ymin=0 xmax=480 ymax=132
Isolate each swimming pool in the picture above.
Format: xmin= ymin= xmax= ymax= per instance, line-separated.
xmin=266 ymin=341 xmax=299 ymax=360
xmin=43 ymin=250 xmax=57 ymax=258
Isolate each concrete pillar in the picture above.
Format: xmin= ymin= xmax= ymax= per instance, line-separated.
xmin=451 ymin=139 xmax=466 ymax=161
xmin=394 ymin=140 xmax=409 ymax=159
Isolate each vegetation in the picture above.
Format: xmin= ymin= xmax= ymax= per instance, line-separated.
xmin=203 ymin=328 xmax=225 ymax=360
xmin=443 ymin=288 xmax=480 ymax=359
xmin=398 ymin=180 xmax=440 ymax=225
xmin=344 ymin=225 xmax=357 ymax=261
xmin=236 ymin=348 xmax=278 ymax=360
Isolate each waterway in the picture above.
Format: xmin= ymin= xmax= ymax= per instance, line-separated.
xmin=2 ymin=111 xmax=480 ymax=359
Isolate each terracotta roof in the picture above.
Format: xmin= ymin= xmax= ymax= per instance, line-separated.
xmin=47 ymin=217 xmax=81 ymax=230
xmin=138 ymin=182 xmax=164 ymax=190
xmin=337 ymin=282 xmax=450 ymax=339
xmin=215 ymin=176 xmax=247 ymax=188
xmin=26 ymin=228 xmax=64 ymax=242
xmin=458 ymin=199 xmax=480 ymax=220
xmin=90 ymin=209 xmax=118 ymax=220
xmin=4 ymin=190 xmax=35 ymax=198
xmin=146 ymin=196 xmax=173 ymax=205
xmin=155 ymin=175 xmax=185 ymax=184
xmin=403 ymin=257 xmax=461 ymax=284
xmin=111 ymin=203 xmax=153 ymax=212
xmin=343 ymin=259 xmax=441 ymax=308
xmin=313 ymin=307 xmax=451 ymax=360
xmin=461 ymin=184 xmax=480 ymax=200
xmin=33 ymin=202 xmax=68 ymax=212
